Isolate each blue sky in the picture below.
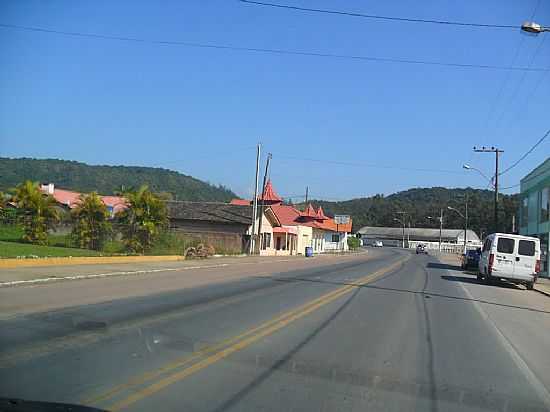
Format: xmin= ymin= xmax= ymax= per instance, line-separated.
xmin=1 ymin=0 xmax=549 ymax=201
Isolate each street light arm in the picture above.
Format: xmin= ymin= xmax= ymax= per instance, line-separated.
xmin=447 ymin=206 xmax=465 ymax=219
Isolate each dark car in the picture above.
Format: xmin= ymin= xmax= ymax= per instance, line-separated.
xmin=461 ymin=248 xmax=481 ymax=270
xmin=416 ymin=244 xmax=428 ymax=254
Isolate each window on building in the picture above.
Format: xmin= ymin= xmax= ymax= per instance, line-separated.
xmin=518 ymin=240 xmax=535 ymax=256
xmin=497 ymin=237 xmax=515 ymax=254
xmin=331 ymin=234 xmax=340 ymax=243
xmin=541 ymin=187 xmax=549 ymax=223
xmin=261 ymin=233 xmax=271 ymax=250
xmin=521 ymin=197 xmax=529 ymax=226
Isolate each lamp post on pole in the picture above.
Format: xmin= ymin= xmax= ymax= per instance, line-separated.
xmin=521 ymin=21 xmax=550 ymax=34
xmin=448 ymin=206 xmax=467 ymax=254
xmin=427 ymin=210 xmax=443 ymax=252
xmin=394 ymin=217 xmax=405 ymax=248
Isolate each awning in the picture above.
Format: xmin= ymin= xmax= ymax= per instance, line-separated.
xmin=273 ymin=226 xmax=298 ymax=235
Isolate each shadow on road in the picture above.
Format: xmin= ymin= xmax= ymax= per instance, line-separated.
xmin=253 ymin=274 xmax=550 ymax=315
xmin=212 ymin=288 xmax=361 ymax=412
xmin=426 ymin=262 xmax=461 ymax=271
xmin=441 ymin=274 xmax=521 ymax=290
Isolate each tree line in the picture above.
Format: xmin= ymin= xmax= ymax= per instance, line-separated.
xmin=0 ymin=157 xmax=237 ymax=202
xmin=299 ymin=187 xmax=520 ymax=236
xmin=1 ymin=181 xmax=168 ymax=254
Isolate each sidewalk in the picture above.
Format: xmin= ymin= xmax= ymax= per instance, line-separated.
xmin=535 ymin=277 xmax=550 ymax=297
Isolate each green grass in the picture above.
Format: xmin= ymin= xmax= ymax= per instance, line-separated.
xmin=0 ymin=225 xmax=24 ymax=242
xmin=0 ymin=240 xmax=103 ymax=258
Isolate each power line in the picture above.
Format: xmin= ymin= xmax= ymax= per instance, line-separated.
xmin=480 ymin=0 xmax=541 ymax=146
xmin=499 ymin=128 xmax=550 ymax=176
xmin=239 ymin=0 xmax=519 ymax=29
xmin=492 ymin=36 xmax=548 ymax=131
xmin=270 ymin=152 xmax=464 ymax=174
xmin=1 ymin=23 xmax=549 ymax=72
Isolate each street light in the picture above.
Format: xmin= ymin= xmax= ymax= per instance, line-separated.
xmin=463 ymin=164 xmax=494 ymax=187
xmin=447 ymin=205 xmax=468 ymax=254
xmin=394 ymin=217 xmax=405 ymax=248
xmin=426 ymin=210 xmax=443 ymax=252
xmin=521 ymin=21 xmax=550 ymax=34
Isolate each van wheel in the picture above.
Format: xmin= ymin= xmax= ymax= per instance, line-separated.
xmin=526 ymin=282 xmax=534 ymax=290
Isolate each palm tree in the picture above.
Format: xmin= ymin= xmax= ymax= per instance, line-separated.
xmin=13 ymin=181 xmax=59 ymax=244
xmin=71 ymin=192 xmax=112 ymax=250
xmin=116 ymin=185 xmax=167 ymax=253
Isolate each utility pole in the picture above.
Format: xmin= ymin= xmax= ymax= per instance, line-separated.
xmin=305 ymin=186 xmax=309 ymax=204
xmin=250 ymin=144 xmax=261 ymax=255
xmin=512 ymin=215 xmax=516 ymax=233
xmin=407 ymin=220 xmax=410 ymax=248
xmin=474 ymin=146 xmax=504 ymax=233
xmin=464 ymin=195 xmax=468 ymax=254
xmin=439 ymin=209 xmax=443 ymax=252
xmin=256 ymin=153 xmax=272 ymax=252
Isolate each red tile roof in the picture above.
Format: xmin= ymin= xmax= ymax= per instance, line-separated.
xmin=270 ymin=204 xmax=302 ymax=226
xmin=315 ymin=206 xmax=328 ymax=220
xmin=301 ymin=204 xmax=317 ymax=218
xmin=259 ymin=180 xmax=282 ymax=203
xmin=230 ymin=199 xmax=251 ymax=205
xmin=41 ymin=187 xmax=127 ymax=212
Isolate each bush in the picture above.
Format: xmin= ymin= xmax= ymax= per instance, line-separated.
xmin=347 ymin=236 xmax=361 ymax=250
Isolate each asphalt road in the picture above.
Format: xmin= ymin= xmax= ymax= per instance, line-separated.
xmin=1 ymin=248 xmax=550 ymax=412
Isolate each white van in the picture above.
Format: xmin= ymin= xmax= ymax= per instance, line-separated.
xmin=478 ymin=233 xmax=541 ymax=289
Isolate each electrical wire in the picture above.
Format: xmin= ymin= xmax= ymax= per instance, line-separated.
xmin=492 ymin=36 xmax=548 ymax=131
xmin=270 ymin=152 xmax=465 ymax=174
xmin=499 ymin=128 xmax=550 ymax=176
xmin=1 ymin=23 xmax=549 ymax=72
xmin=239 ymin=0 xmax=519 ymax=29
xmin=480 ymin=0 xmax=541 ymax=146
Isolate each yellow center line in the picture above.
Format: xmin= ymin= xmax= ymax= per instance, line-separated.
xmin=88 ymin=256 xmax=408 ymax=410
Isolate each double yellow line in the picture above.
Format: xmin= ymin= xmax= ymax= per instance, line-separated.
xmin=85 ymin=255 xmax=408 ymax=411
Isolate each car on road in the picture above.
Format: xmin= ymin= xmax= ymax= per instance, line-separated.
xmin=461 ymin=248 xmax=481 ymax=270
xmin=373 ymin=240 xmax=383 ymax=247
xmin=478 ymin=233 xmax=541 ymax=290
xmin=416 ymin=244 xmax=428 ymax=254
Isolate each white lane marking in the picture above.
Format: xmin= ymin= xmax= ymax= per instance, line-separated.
xmin=0 ymin=252 xmax=366 ymax=288
xmin=457 ymin=281 xmax=550 ymax=409
xmin=0 ymin=264 xmax=230 ymax=287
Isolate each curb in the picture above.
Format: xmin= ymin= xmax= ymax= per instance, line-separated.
xmin=533 ymin=286 xmax=550 ymax=298
xmin=0 ymin=263 xmax=231 ymax=288
xmin=0 ymin=255 xmax=185 ymax=269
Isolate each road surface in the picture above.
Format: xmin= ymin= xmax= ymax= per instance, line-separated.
xmin=1 ymin=248 xmax=550 ymax=411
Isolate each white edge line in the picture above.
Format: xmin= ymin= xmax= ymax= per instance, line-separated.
xmin=0 ymin=264 xmax=230 ymax=287
xmin=457 ymin=280 xmax=550 ymax=409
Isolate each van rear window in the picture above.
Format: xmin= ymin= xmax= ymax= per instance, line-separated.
xmin=518 ymin=240 xmax=535 ymax=256
xmin=497 ymin=238 xmax=515 ymax=254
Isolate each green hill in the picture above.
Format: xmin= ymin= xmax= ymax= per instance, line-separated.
xmin=0 ymin=158 xmax=237 ymax=202
xmin=298 ymin=187 xmax=519 ymax=236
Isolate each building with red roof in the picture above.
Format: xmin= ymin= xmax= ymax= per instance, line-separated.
xmin=40 ymin=183 xmax=127 ymax=217
xmin=230 ymin=181 xmax=352 ymax=254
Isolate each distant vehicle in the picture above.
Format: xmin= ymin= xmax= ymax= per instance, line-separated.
xmin=461 ymin=248 xmax=481 ymax=270
xmin=416 ymin=244 xmax=428 ymax=254
xmin=478 ymin=233 xmax=541 ymax=290
xmin=373 ymin=241 xmax=383 ymax=247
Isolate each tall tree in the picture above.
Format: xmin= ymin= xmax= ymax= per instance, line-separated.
xmin=71 ymin=192 xmax=112 ymax=250
xmin=13 ymin=181 xmax=59 ymax=244
xmin=117 ymin=185 xmax=167 ymax=253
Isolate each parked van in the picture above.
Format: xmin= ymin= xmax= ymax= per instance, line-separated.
xmin=478 ymin=233 xmax=541 ymax=289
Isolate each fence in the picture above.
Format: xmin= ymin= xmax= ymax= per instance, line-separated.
xmin=407 ymin=240 xmax=482 ymax=254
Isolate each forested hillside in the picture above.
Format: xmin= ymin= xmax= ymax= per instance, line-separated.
xmin=299 ymin=187 xmax=519 ymax=237
xmin=0 ymin=158 xmax=236 ymax=202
